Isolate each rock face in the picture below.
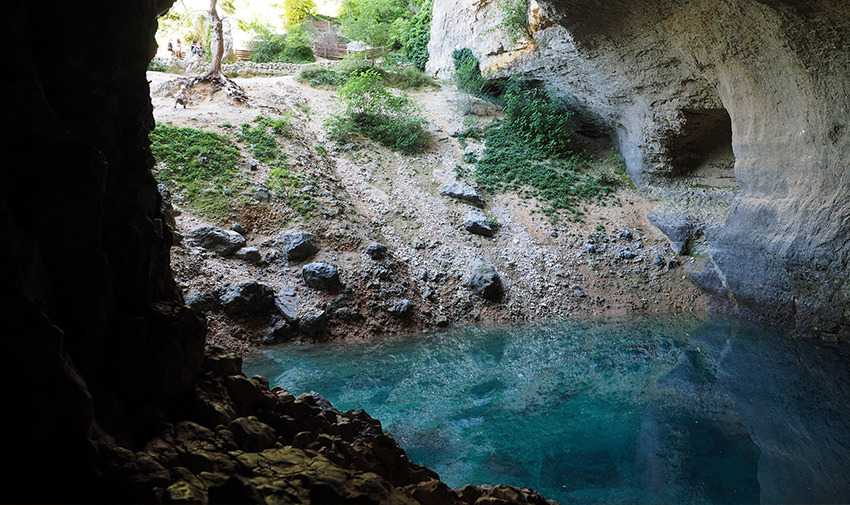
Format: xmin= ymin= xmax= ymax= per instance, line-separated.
xmin=429 ymin=0 xmax=850 ymax=339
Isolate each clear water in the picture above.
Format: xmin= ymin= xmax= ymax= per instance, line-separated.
xmin=243 ymin=314 xmax=850 ymax=504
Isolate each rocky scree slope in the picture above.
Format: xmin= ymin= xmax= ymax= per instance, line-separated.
xmin=429 ymin=0 xmax=850 ymax=339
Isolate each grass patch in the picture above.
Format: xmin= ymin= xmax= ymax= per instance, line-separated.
xmin=150 ymin=123 xmax=242 ymax=220
xmin=297 ymin=66 xmax=345 ymax=87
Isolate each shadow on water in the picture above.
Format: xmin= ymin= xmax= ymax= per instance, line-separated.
xmin=243 ymin=314 xmax=850 ymax=504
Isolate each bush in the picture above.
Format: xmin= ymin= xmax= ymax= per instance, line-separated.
xmin=250 ymin=27 xmax=315 ymax=63
xmin=472 ymin=79 xmax=622 ymax=221
xmin=387 ymin=65 xmax=436 ymax=89
xmin=297 ymin=66 xmax=345 ymax=87
xmin=326 ymin=68 xmax=428 ymax=154
xmin=402 ymin=0 xmax=432 ymax=71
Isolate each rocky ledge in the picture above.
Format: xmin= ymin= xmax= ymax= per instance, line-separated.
xmin=102 ymin=347 xmax=556 ymax=505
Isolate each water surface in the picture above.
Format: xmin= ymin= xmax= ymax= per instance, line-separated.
xmin=243 ymin=315 xmax=850 ymax=504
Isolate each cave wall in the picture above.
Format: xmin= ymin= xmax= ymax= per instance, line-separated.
xmin=0 ymin=0 xmax=204 ymax=500
xmin=428 ymin=0 xmax=850 ymax=338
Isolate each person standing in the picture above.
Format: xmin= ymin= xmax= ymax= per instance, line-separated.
xmin=176 ymin=39 xmax=183 ymax=59
xmin=167 ymin=39 xmax=173 ymax=56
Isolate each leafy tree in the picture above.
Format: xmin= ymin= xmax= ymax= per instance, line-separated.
xmin=338 ymin=0 xmax=410 ymax=49
xmin=282 ymin=0 xmax=317 ymax=26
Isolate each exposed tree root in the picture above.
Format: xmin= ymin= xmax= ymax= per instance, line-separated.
xmin=187 ymin=72 xmax=247 ymax=103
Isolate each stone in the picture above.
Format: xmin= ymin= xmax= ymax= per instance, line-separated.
xmin=274 ymin=286 xmax=299 ymax=321
xmin=276 ymin=232 xmax=320 ymax=261
xmin=388 ymin=299 xmax=412 ymax=317
xmin=302 ymin=262 xmax=342 ymax=291
xmin=187 ymin=226 xmax=246 ymax=256
xmin=647 ymin=210 xmax=691 ymax=255
xmin=298 ymin=310 xmax=326 ymax=337
xmin=467 ymin=260 xmax=504 ymax=301
xmin=185 ymin=291 xmax=217 ymax=312
xmin=233 ymin=247 xmax=261 ymax=264
xmin=463 ymin=208 xmax=494 ymax=237
xmin=364 ymin=243 xmax=388 ymax=260
xmin=440 ymin=182 xmax=485 ymax=208
xmin=219 ymin=281 xmax=275 ymax=315
xmin=231 ymin=222 xmax=247 ymax=235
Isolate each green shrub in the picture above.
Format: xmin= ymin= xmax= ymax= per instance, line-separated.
xmin=150 ymin=123 xmax=242 ymax=219
xmin=499 ymin=0 xmax=531 ymax=45
xmin=452 ymin=48 xmax=485 ymax=97
xmin=387 ymin=65 xmax=436 ymax=89
xmin=297 ymin=66 xmax=345 ymax=87
xmin=472 ymin=80 xmax=622 ymax=221
xmin=402 ymin=0 xmax=432 ymax=71
xmin=326 ymin=68 xmax=428 ymax=154
xmin=147 ymin=59 xmax=169 ymax=72
xmin=502 ymin=78 xmax=573 ymax=157
xmin=250 ymin=27 xmax=315 ymax=63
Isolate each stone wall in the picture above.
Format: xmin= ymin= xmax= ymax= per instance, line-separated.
xmin=428 ymin=0 xmax=850 ymax=339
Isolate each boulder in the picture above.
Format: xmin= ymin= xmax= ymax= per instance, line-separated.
xmin=365 ymin=243 xmax=388 ymax=260
xmin=233 ymin=247 xmax=261 ymax=264
xmin=463 ymin=209 xmax=494 ymax=237
xmin=188 ymin=226 xmax=246 ymax=256
xmin=647 ymin=209 xmax=691 ymax=254
xmin=302 ymin=262 xmax=342 ymax=291
xmin=388 ymin=299 xmax=412 ymax=317
xmin=467 ymin=260 xmax=504 ymax=301
xmin=219 ymin=281 xmax=275 ymax=315
xmin=298 ymin=310 xmax=327 ymax=337
xmin=274 ymin=286 xmax=299 ymax=321
xmin=440 ymin=182 xmax=485 ymax=208
xmin=185 ymin=291 xmax=217 ymax=312
xmin=276 ymin=232 xmax=320 ymax=261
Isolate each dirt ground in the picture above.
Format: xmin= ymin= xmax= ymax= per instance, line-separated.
xmin=148 ymin=66 xmax=707 ymax=355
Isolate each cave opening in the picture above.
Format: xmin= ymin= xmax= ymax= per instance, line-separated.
xmin=667 ymin=107 xmax=737 ymax=188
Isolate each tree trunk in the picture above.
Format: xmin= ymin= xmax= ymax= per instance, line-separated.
xmin=208 ymin=0 xmax=223 ymax=76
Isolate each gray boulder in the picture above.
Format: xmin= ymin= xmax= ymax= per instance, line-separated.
xmin=298 ymin=310 xmax=326 ymax=337
xmin=302 ymin=262 xmax=342 ymax=291
xmin=365 ymin=243 xmax=388 ymax=260
xmin=233 ymin=246 xmax=261 ymax=264
xmin=647 ymin=209 xmax=691 ymax=255
xmin=388 ymin=299 xmax=412 ymax=317
xmin=274 ymin=285 xmax=299 ymax=321
xmin=467 ymin=260 xmax=504 ymax=301
xmin=219 ymin=281 xmax=275 ymax=315
xmin=188 ymin=226 xmax=246 ymax=256
xmin=440 ymin=182 xmax=485 ymax=208
xmin=184 ymin=290 xmax=217 ymax=312
xmin=276 ymin=232 xmax=319 ymax=261
xmin=463 ymin=209 xmax=494 ymax=237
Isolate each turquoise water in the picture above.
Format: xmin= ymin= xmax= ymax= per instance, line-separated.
xmin=243 ymin=315 xmax=850 ymax=504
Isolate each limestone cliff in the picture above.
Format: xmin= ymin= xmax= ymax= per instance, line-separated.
xmin=428 ymin=0 xmax=850 ymax=339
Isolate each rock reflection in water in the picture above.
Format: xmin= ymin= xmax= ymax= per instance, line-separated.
xmin=244 ymin=315 xmax=850 ymax=504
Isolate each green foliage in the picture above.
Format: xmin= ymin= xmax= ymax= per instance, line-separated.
xmin=452 ymin=48 xmax=487 ymax=98
xmin=402 ymin=0 xmax=432 ymax=71
xmin=502 ymin=78 xmax=573 ymax=157
xmin=147 ymin=59 xmax=169 ymax=72
xmin=150 ymin=123 xmax=242 ymax=220
xmin=283 ymin=0 xmax=317 ymax=26
xmin=386 ymin=65 xmax=436 ymax=89
xmin=250 ymin=26 xmax=315 ymax=63
xmin=239 ymin=115 xmax=292 ymax=163
xmin=472 ymin=81 xmax=622 ymax=221
xmin=297 ymin=66 xmax=345 ymax=87
xmin=326 ymin=69 xmax=428 ymax=154
xmin=498 ymin=0 xmax=531 ymax=45
xmin=338 ymin=0 xmax=412 ymax=49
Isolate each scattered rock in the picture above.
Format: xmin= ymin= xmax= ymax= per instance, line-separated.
xmin=302 ymin=262 xmax=342 ymax=291
xmin=365 ymin=243 xmax=388 ymax=260
xmin=188 ymin=226 xmax=246 ymax=256
xmin=253 ymin=186 xmax=270 ymax=203
xmin=233 ymin=247 xmax=261 ymax=264
xmin=467 ymin=260 xmax=504 ymax=301
xmin=463 ymin=208 xmax=494 ymax=237
xmin=571 ymin=285 xmax=587 ymax=298
xmin=440 ymin=182 xmax=485 ymax=208
xmin=388 ymin=299 xmax=412 ymax=317
xmin=274 ymin=286 xmax=299 ymax=321
xmin=231 ymin=222 xmax=247 ymax=235
xmin=298 ymin=310 xmax=326 ymax=337
xmin=276 ymin=232 xmax=320 ymax=261
xmin=220 ymin=281 xmax=275 ymax=315
xmin=185 ymin=291 xmax=217 ymax=312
